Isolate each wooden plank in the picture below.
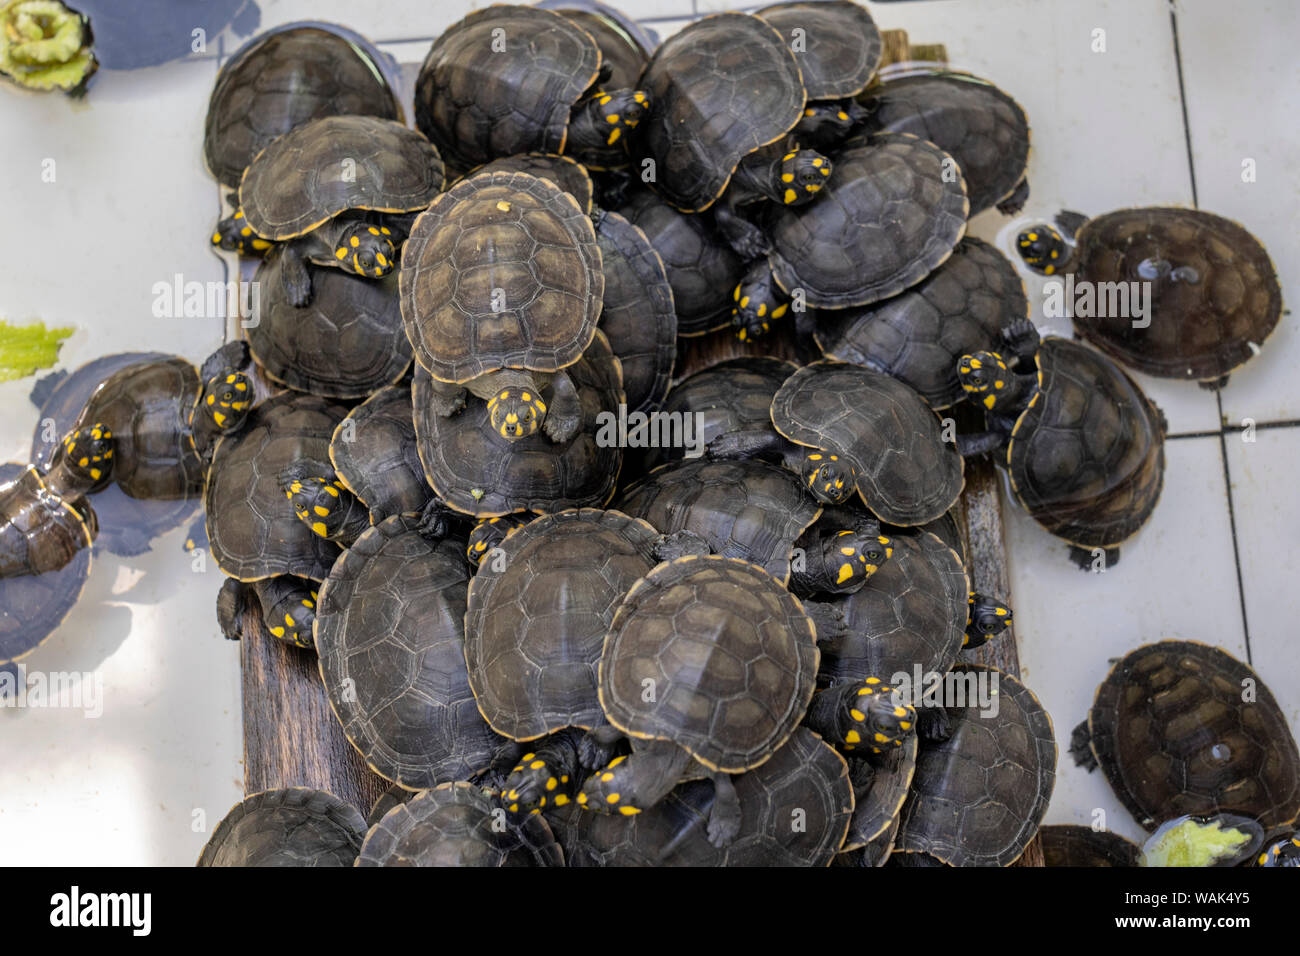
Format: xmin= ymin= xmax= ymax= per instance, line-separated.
xmin=238 ymin=586 xmax=387 ymax=815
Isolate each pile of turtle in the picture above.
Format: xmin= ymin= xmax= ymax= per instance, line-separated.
xmin=2 ymin=1 xmax=1293 ymax=867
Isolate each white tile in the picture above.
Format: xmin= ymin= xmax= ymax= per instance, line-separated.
xmin=1224 ymin=426 xmax=1300 ymax=732
xmin=1007 ymin=436 xmax=1247 ymax=835
xmin=1176 ymin=0 xmax=1300 ymax=424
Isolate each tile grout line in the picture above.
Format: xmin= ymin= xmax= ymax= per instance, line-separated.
xmin=1169 ymin=3 xmax=1252 ymax=663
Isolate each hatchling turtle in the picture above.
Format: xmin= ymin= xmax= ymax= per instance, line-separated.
xmin=760 ymin=361 xmax=965 ymax=525
xmin=469 ymin=153 xmax=595 ymax=212
xmin=203 ymin=23 xmax=401 ymax=189
xmin=207 ymin=392 xmax=351 ymax=648
xmin=357 ymin=782 xmax=563 ymax=867
xmin=635 ymin=13 xmax=832 ymax=258
xmin=814 ymin=237 xmax=1030 ymax=408
xmin=757 ymin=1 xmax=882 ymax=151
xmin=246 ymin=249 xmax=411 ymax=399
xmin=29 ymin=351 xmax=193 ymax=555
xmin=560 ymin=727 xmax=853 ymax=866
xmin=1016 ymin=207 xmax=1282 ymax=385
xmin=314 ymin=515 xmax=503 ymax=790
xmin=580 ymin=556 xmax=820 ymax=845
xmin=814 ymin=531 xmax=972 ymax=687
xmin=618 ymin=188 xmax=744 ymax=335
xmin=730 ymin=135 xmax=969 ymax=337
xmin=636 ymin=356 xmax=797 ymax=473
xmin=228 ymin=115 xmax=445 ymax=306
xmin=327 ymin=385 xmax=436 ymax=523
xmin=894 ymin=665 xmax=1056 ymax=866
xmin=1071 ymin=641 xmax=1300 ymax=832
xmin=852 ymin=71 xmax=1031 ymax=215
xmin=400 ymin=170 xmax=602 ymax=444
xmin=616 ymin=458 xmax=889 ymax=597
xmin=0 ymin=424 xmax=109 ymax=663
xmin=197 ymin=788 xmax=366 ymax=867
xmin=411 ymin=331 xmax=623 ymax=517
xmin=957 ymin=334 xmax=1165 ymax=566
xmin=1039 ymin=825 xmax=1140 ymax=867
xmin=413 ymin=5 xmax=650 ymax=173
xmin=464 ymin=509 xmax=708 ymax=813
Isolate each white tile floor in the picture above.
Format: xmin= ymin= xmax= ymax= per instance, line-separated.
xmin=0 ymin=0 xmax=1295 ymax=863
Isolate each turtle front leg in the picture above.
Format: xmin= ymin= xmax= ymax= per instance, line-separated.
xmin=577 ymin=724 xmax=626 ymax=771
xmin=542 ymin=369 xmax=582 ymax=444
xmin=578 ymin=740 xmax=689 ymax=817
xmin=705 ymin=428 xmax=783 ymax=462
xmin=278 ymin=242 xmax=314 ymax=307
xmin=425 ymin=378 xmax=468 ymax=419
xmin=955 ymin=431 xmax=1007 ymax=458
xmin=706 ymin=772 xmax=742 ymax=848
xmin=712 ymin=191 xmax=770 ymax=261
xmin=216 ymin=578 xmax=251 ymax=642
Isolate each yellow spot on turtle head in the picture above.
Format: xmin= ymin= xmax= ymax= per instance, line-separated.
xmin=545 ymin=777 xmax=557 ymax=791
xmin=804 ymin=107 xmax=815 ymax=117
xmin=900 ymin=720 xmax=912 ymax=730
xmin=606 ymin=792 xmax=620 ymax=804
xmin=772 ymin=303 xmax=788 ymax=319
xmin=866 ymin=677 xmax=881 ymax=684
xmin=781 ymin=172 xmax=794 ymax=183
xmin=607 ymin=127 xmax=622 ymax=145
xmin=212 ymin=232 xmax=222 ymax=244
xmin=983 ymin=395 xmax=996 ymax=409
xmin=783 ymin=188 xmax=797 ymax=204
xmin=311 ymin=521 xmax=328 ymax=536
xmin=349 ymin=236 xmax=360 ymax=248
xmin=837 ymin=110 xmax=849 ymax=121
xmin=600 ymin=772 xmax=614 ymax=782
xmin=850 ymin=709 xmax=866 ymax=722
xmin=1043 ymin=265 xmax=1055 ymax=275
xmin=554 ymin=794 xmax=570 ymax=806
xmin=368 ymin=227 xmax=379 ymax=236
xmin=577 ymin=792 xmax=588 ymax=805
xmin=782 ymin=151 xmax=796 ymax=162
xmin=335 ymin=248 xmax=347 ymax=260
xmin=618 ymin=806 xmax=641 ymax=816
xmin=845 ymin=729 xmax=860 ymax=744
xmin=529 ymin=759 xmax=545 ymax=770
xmin=313 ymin=505 xmax=330 ymax=517
xmin=1027 ymin=232 xmax=1038 ymax=241
xmin=837 ymin=563 xmax=854 ymax=584
xmin=874 ymin=732 xmax=889 ymax=743
xmin=605 ymin=113 xmax=620 ymax=124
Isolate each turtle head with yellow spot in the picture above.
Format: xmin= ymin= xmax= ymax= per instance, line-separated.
xmin=1016 ymin=224 xmax=1068 ymax=275
xmin=800 ymin=450 xmax=857 ymax=505
xmin=281 ymin=473 xmax=368 ymax=547
xmin=775 ymin=147 xmax=831 ymax=207
xmin=819 ymin=529 xmax=892 ymax=594
xmin=211 ymin=207 xmax=273 ymax=257
xmin=500 ymin=748 xmax=580 ymax=816
xmin=794 ymin=100 xmax=869 ymax=152
xmin=730 ymin=260 xmax=789 ymax=340
xmin=59 ymin=422 xmax=114 ymax=491
xmin=487 ymin=387 xmax=545 ymax=442
xmin=963 ymin=592 xmax=1013 ymax=649
xmin=333 ymin=221 xmax=395 ymax=279
xmin=835 ymin=679 xmax=916 ymax=759
xmin=197 ymin=369 xmax=253 ymax=435
xmin=957 ymin=351 xmax=1013 ymax=412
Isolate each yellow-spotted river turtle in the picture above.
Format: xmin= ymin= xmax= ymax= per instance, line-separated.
xmin=197 ymin=788 xmax=366 ymax=867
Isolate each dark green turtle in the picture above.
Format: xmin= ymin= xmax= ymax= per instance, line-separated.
xmin=581 ymin=556 xmax=820 ymax=845
xmin=853 ymin=71 xmax=1031 ymax=215
xmin=247 ymin=249 xmax=411 ymax=398
xmin=411 ymin=331 xmax=624 ymax=517
xmin=815 ymin=531 xmax=972 ymax=686
xmin=618 ymin=188 xmax=744 ymax=336
xmin=769 ymin=361 xmax=965 ymax=525
xmin=1071 ymin=641 xmax=1300 ymax=832
xmin=203 ymin=23 xmax=401 ymax=190
xmin=637 ymin=356 xmax=797 ymax=473
xmin=207 ymin=392 xmax=350 ymax=648
xmin=1039 ymin=825 xmax=1140 ymax=867
xmin=1016 ymin=207 xmax=1282 ymax=385
xmin=231 ymin=116 xmax=445 ymax=306
xmin=400 ymin=171 xmax=602 ymax=445
xmin=413 ymin=5 xmax=649 ymax=173
xmin=758 ymin=1 xmax=882 ymax=152
xmin=464 ymin=509 xmax=708 ymax=814
xmin=616 ymin=458 xmax=889 ymax=597
xmin=814 ymin=237 xmax=1030 ymax=408
xmin=730 ymin=135 xmax=968 ymax=337
xmin=328 ymin=385 xmax=436 ymax=523
xmin=30 ymin=352 xmax=195 ymax=555
xmin=357 ymin=782 xmax=563 ymax=867
xmin=197 ymin=788 xmax=366 ymax=867
xmin=894 ymin=666 xmax=1056 ymax=866
xmin=957 ymin=335 xmax=1165 ymax=566
xmin=560 ymin=727 xmax=852 ymax=866
xmin=635 ymin=12 xmax=831 ymax=258
xmin=0 ymin=425 xmax=108 ymax=663
xmin=314 ymin=515 xmax=503 ymax=790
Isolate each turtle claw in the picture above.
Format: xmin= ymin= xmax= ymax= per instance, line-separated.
xmin=707 ymin=774 xmax=742 ymax=848
xmin=542 ymin=410 xmax=580 ymax=444
xmin=1069 ymin=720 xmax=1099 ymax=771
